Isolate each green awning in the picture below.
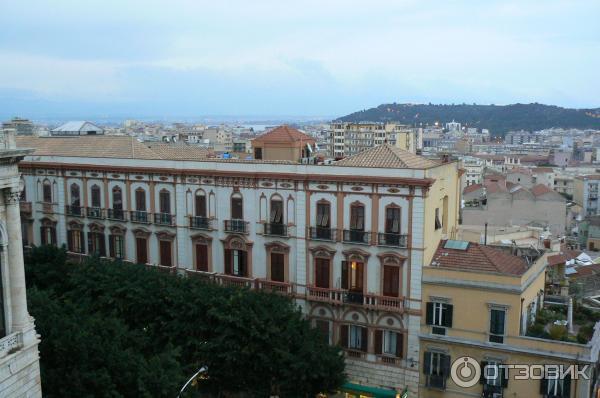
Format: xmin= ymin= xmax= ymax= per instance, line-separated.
xmin=340 ymin=382 xmax=399 ymax=398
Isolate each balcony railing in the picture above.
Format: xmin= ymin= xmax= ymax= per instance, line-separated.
xmin=309 ymin=227 xmax=337 ymax=241
xmin=219 ymin=274 xmax=255 ymax=289
xmin=154 ymin=212 xmax=174 ymax=226
xmin=364 ymin=294 xmax=404 ymax=312
xmin=263 ymin=223 xmax=287 ymax=237
xmin=377 ymin=233 xmax=408 ymax=248
xmin=224 ymin=219 xmax=249 ymax=234
xmin=343 ymin=229 xmax=371 ymax=244
xmin=65 ymin=205 xmax=84 ymax=217
xmin=344 ymin=291 xmax=364 ymax=304
xmin=306 ymin=286 xmax=344 ymax=304
xmin=190 ymin=216 xmax=211 ymax=230
xmin=86 ymin=207 xmax=104 ymax=219
xmin=107 ymin=208 xmax=126 ymax=221
xmin=256 ymin=279 xmax=293 ymax=294
xmin=130 ymin=210 xmax=150 ymax=223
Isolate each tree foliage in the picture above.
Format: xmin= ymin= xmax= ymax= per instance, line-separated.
xmin=26 ymin=246 xmax=345 ymax=397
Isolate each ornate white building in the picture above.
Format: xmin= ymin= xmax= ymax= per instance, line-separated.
xmin=0 ymin=129 xmax=42 ymax=397
xmin=16 ymin=132 xmax=461 ymax=396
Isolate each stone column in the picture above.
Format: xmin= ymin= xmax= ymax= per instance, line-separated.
xmin=4 ymin=188 xmax=30 ymax=331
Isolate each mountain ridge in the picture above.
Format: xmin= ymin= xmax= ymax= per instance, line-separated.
xmin=336 ymin=103 xmax=600 ymax=136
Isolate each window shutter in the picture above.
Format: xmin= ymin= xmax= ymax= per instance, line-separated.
xmin=563 ymin=374 xmax=571 ymax=397
xmin=196 ymin=244 xmax=208 ymax=272
xmin=423 ymin=352 xmax=432 ymax=374
xmin=67 ymin=231 xmax=73 ymax=251
xmin=51 ymin=228 xmax=57 ymax=246
xmin=340 ymin=325 xmax=348 ymax=348
xmin=426 ymin=302 xmax=434 ymax=325
xmin=479 ymin=361 xmax=488 ymax=384
xmin=109 ymin=235 xmax=115 ymax=257
xmin=341 ymin=261 xmax=348 ymax=289
xmin=40 ymin=227 xmax=46 ymax=245
xmin=224 ymin=249 xmax=232 ymax=274
xmin=360 ymin=327 xmax=368 ymax=352
xmin=374 ymin=330 xmax=382 ymax=355
xmin=99 ymin=235 xmax=106 ymax=257
xmin=396 ymin=333 xmax=403 ymax=358
xmin=79 ymin=231 xmax=85 ymax=253
xmin=539 ymin=378 xmax=547 ymax=394
xmin=501 ymin=365 xmax=508 ymax=388
xmin=87 ymin=232 xmax=93 ymax=253
xmin=441 ymin=354 xmax=451 ymax=377
xmin=444 ymin=304 xmax=453 ymax=328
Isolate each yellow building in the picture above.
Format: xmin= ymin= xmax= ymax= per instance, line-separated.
xmin=420 ymin=240 xmax=600 ymax=398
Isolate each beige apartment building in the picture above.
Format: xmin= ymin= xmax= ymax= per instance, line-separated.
xmin=327 ymin=122 xmax=419 ymax=158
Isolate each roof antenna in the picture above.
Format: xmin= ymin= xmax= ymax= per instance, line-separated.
xmin=484 ymin=222 xmax=488 ymax=246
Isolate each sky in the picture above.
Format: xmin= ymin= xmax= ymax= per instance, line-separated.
xmin=0 ymin=0 xmax=599 ymax=121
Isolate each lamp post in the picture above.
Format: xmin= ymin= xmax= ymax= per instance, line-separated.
xmin=177 ymin=366 xmax=208 ymax=398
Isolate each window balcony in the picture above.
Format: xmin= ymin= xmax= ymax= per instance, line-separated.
xmin=130 ymin=210 xmax=150 ymax=223
xmin=309 ymin=226 xmax=337 ymax=241
xmin=107 ymin=208 xmax=126 ymax=221
xmin=306 ymin=286 xmax=344 ymax=304
xmin=263 ymin=222 xmax=287 ymax=237
xmin=343 ymin=291 xmax=364 ymax=305
xmin=190 ymin=216 xmax=211 ymax=230
xmin=154 ymin=212 xmax=175 ymax=226
xmin=377 ymin=233 xmax=408 ymax=248
xmin=65 ymin=205 xmax=84 ymax=217
xmin=343 ymin=229 xmax=371 ymax=244
xmin=224 ymin=219 xmax=249 ymax=234
xmin=256 ymin=279 xmax=293 ymax=295
xmin=86 ymin=207 xmax=104 ymax=219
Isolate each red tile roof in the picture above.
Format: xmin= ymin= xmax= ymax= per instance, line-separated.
xmin=252 ymin=125 xmax=315 ymax=144
xmin=463 ymin=183 xmax=483 ymax=194
xmin=547 ymin=249 xmax=582 ymax=267
xmin=531 ymin=184 xmax=554 ymax=196
xmin=430 ymin=240 xmax=528 ymax=276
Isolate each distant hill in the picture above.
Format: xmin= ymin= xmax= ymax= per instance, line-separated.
xmin=336 ymin=103 xmax=600 ymax=136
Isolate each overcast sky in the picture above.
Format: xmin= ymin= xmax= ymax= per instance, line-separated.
xmin=1 ymin=0 xmax=599 ymax=120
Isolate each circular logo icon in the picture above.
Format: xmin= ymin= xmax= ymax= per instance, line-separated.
xmin=451 ymin=356 xmax=481 ymax=388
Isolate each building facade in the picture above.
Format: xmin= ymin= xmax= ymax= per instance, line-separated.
xmin=16 ymin=135 xmax=461 ymax=396
xmin=574 ymin=175 xmax=600 ymax=217
xmin=327 ymin=123 xmax=418 ymax=158
xmin=0 ymin=130 xmax=42 ymax=397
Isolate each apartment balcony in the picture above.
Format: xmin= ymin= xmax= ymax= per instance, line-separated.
xmin=86 ymin=207 xmax=104 ymax=219
xmin=363 ymin=294 xmax=404 ymax=312
xmin=308 ymin=226 xmax=337 ymax=241
xmin=218 ymin=274 xmax=255 ymax=289
xmin=189 ymin=216 xmax=211 ymax=230
xmin=154 ymin=212 xmax=175 ymax=226
xmin=306 ymin=286 xmax=344 ymax=305
xmin=65 ymin=205 xmax=84 ymax=217
xmin=107 ymin=208 xmax=127 ymax=221
xmin=377 ymin=233 xmax=408 ymax=248
xmin=306 ymin=286 xmax=404 ymax=313
xmin=19 ymin=201 xmax=32 ymax=214
xmin=40 ymin=202 xmax=56 ymax=214
xmin=130 ymin=210 xmax=150 ymax=223
xmin=224 ymin=219 xmax=249 ymax=234
xmin=263 ymin=222 xmax=287 ymax=237
xmin=344 ymin=291 xmax=364 ymax=305
xmin=256 ymin=279 xmax=293 ymax=295
xmin=343 ymin=229 xmax=371 ymax=245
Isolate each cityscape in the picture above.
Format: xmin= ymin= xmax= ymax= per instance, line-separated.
xmin=1 ymin=1 xmax=600 ymax=398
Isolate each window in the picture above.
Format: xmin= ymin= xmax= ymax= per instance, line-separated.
xmin=423 ymin=352 xmax=451 ymax=389
xmin=316 ymin=202 xmax=330 ymax=228
xmin=426 ymin=302 xmax=453 ymax=334
xmin=315 ymin=258 xmax=330 ymax=288
xmin=135 ymin=188 xmax=146 ymax=211
xmin=225 ymin=249 xmax=247 ymax=277
xmin=195 ymin=191 xmax=207 ymax=218
xmin=195 ymin=243 xmax=208 ymax=271
xmin=231 ymin=194 xmax=243 ymax=219
xmin=481 ymin=361 xmax=508 ymax=391
xmin=254 ymin=148 xmax=262 ymax=160
xmin=88 ymin=232 xmax=106 ymax=256
xmin=315 ymin=320 xmax=330 ymax=344
xmin=340 ymin=325 xmax=367 ymax=352
xmin=383 ymin=265 xmax=400 ymax=297
xmin=541 ymin=374 xmax=571 ymax=398
xmin=40 ymin=225 xmax=56 ymax=246
xmin=136 ymin=237 xmax=148 ymax=264
xmin=489 ymin=308 xmax=506 ymax=343
xmin=350 ymin=204 xmax=365 ymax=230
xmin=270 ymin=197 xmax=283 ymax=224
xmin=374 ymin=330 xmax=402 ymax=357
xmin=434 ymin=208 xmax=442 ymax=230
xmin=91 ymin=185 xmax=101 ymax=208
xmin=341 ymin=261 xmax=364 ymax=292
xmin=270 ymin=252 xmax=285 ymax=282
xmin=70 ymin=184 xmax=80 ymax=207
xmin=112 ymin=187 xmax=123 ymax=210
xmin=159 ymin=240 xmax=172 ymax=267
xmin=67 ymin=229 xmax=84 ymax=253
xmin=109 ymin=235 xmax=125 ymax=259
xmin=385 ymin=207 xmax=400 ymax=234
xmin=159 ymin=190 xmax=171 ymax=214
xmin=43 ymin=180 xmax=52 ymax=203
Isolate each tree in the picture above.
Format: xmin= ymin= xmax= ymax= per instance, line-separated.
xmin=25 ymin=246 xmax=345 ymax=397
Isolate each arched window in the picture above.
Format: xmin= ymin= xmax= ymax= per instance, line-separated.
xmin=195 ymin=190 xmax=206 ymax=218
xmin=159 ymin=189 xmax=171 ymax=214
xmin=270 ymin=196 xmax=283 ymax=224
xmin=90 ymin=184 xmax=101 ymax=208
xmin=231 ymin=193 xmax=243 ymax=220
xmin=350 ymin=203 xmax=365 ymax=231
xmin=42 ymin=180 xmax=52 ymax=203
xmin=135 ymin=188 xmax=146 ymax=211
xmin=112 ymin=186 xmax=123 ymax=210
xmin=70 ymin=184 xmax=80 ymax=207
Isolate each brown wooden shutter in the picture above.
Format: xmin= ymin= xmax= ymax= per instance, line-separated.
xmin=224 ymin=249 xmax=232 ymax=274
xmin=136 ymin=238 xmax=147 ymax=264
xmin=315 ymin=258 xmax=329 ymax=288
xmin=160 ymin=240 xmax=172 ymax=266
xmin=383 ymin=266 xmax=400 ymax=297
xmin=195 ymin=194 xmax=206 ymax=217
xmin=271 ymin=252 xmax=285 ymax=282
xmin=67 ymin=230 xmax=73 ymax=251
xmin=195 ymin=244 xmax=208 ymax=271
xmin=360 ymin=327 xmax=368 ymax=352
xmin=136 ymin=190 xmax=146 ymax=211
xmin=396 ymin=333 xmax=403 ymax=358
xmin=374 ymin=330 xmax=382 ymax=355
xmin=340 ymin=325 xmax=348 ymax=348
xmin=341 ymin=261 xmax=348 ymax=289
xmin=109 ymin=235 xmax=115 ymax=257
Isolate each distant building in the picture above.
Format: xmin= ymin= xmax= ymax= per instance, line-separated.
xmin=51 ymin=121 xmax=104 ymax=136
xmin=505 ymin=130 xmax=538 ymax=145
xmin=444 ymin=120 xmax=461 ymax=132
xmin=574 ymin=175 xmax=600 ymax=217
xmin=251 ymin=125 xmax=315 ymax=162
xmin=460 ymin=156 xmax=484 ymax=188
xmin=2 ymin=117 xmax=34 ymax=135
xmin=326 ymin=122 xmax=417 ymax=158
xmin=578 ymin=216 xmax=600 ymax=251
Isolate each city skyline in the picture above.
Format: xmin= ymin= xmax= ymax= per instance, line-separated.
xmin=1 ymin=0 xmax=599 ymax=119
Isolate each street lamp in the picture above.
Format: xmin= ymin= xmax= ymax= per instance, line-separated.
xmin=177 ymin=366 xmax=208 ymax=398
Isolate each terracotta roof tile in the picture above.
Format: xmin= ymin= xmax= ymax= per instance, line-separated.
xmin=145 ymin=142 xmax=211 ymax=161
xmin=334 ymin=144 xmax=439 ymax=169
xmin=463 ymin=183 xmax=483 ymax=194
xmin=16 ymin=136 xmax=160 ymax=159
xmin=430 ymin=240 xmax=528 ymax=276
xmin=252 ymin=125 xmax=315 ymax=144
xmin=547 ymin=250 xmax=582 ymax=267
xmin=531 ymin=184 xmax=554 ymax=196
